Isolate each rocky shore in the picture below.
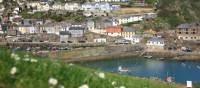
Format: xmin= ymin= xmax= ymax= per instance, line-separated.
xmin=47 ymin=45 xmax=200 ymax=62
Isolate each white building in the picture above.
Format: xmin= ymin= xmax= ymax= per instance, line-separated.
xmin=112 ymin=15 xmax=143 ymax=26
xmin=81 ymin=2 xmax=120 ymax=12
xmin=93 ymin=0 xmax=128 ymax=2
xmin=52 ymin=3 xmax=64 ymax=10
xmin=39 ymin=3 xmax=50 ymax=11
xmin=27 ymin=2 xmax=41 ymax=8
xmin=18 ymin=26 xmax=37 ymax=34
xmin=132 ymin=35 xmax=143 ymax=44
xmin=94 ymin=38 xmax=107 ymax=43
xmin=0 ymin=4 xmax=5 ymax=12
xmin=146 ymin=37 xmax=165 ymax=51
xmin=64 ymin=3 xmax=80 ymax=11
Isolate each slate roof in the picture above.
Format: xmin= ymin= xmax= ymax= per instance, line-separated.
xmin=177 ymin=23 xmax=191 ymax=29
xmin=123 ymin=27 xmax=135 ymax=32
xmin=148 ymin=37 xmax=164 ymax=42
xmin=59 ymin=31 xmax=71 ymax=35
xmin=69 ymin=27 xmax=85 ymax=30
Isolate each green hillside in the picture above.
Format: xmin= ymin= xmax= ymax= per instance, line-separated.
xmin=157 ymin=0 xmax=200 ymax=27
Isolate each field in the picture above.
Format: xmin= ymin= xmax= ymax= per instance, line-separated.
xmin=0 ymin=48 xmax=183 ymax=88
xmin=112 ymin=7 xmax=154 ymax=16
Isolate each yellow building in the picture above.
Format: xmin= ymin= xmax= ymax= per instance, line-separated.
xmin=122 ymin=27 xmax=136 ymax=40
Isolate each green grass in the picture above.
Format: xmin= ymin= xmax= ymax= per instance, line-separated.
xmin=0 ymin=48 xmax=180 ymax=88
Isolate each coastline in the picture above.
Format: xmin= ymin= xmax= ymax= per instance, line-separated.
xmin=50 ymin=49 xmax=200 ymax=62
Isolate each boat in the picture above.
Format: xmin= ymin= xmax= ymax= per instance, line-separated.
xmin=165 ymin=76 xmax=173 ymax=83
xmin=197 ymin=65 xmax=200 ymax=69
xmin=181 ymin=63 xmax=186 ymax=67
xmin=157 ymin=58 xmax=164 ymax=60
xmin=118 ymin=66 xmax=129 ymax=72
xmin=144 ymin=55 xmax=152 ymax=59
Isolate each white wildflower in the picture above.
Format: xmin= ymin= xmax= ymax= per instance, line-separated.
xmin=59 ymin=85 xmax=65 ymax=88
xmin=112 ymin=81 xmax=116 ymax=86
xmin=11 ymin=53 xmax=20 ymax=61
xmin=10 ymin=67 xmax=17 ymax=75
xmin=30 ymin=58 xmax=38 ymax=63
xmin=98 ymin=72 xmax=105 ymax=79
xmin=119 ymin=86 xmax=126 ymax=88
xmin=23 ymin=58 xmax=30 ymax=61
xmin=69 ymin=63 xmax=74 ymax=66
xmin=79 ymin=84 xmax=89 ymax=88
xmin=24 ymin=54 xmax=29 ymax=58
xmin=11 ymin=53 xmax=16 ymax=58
xmin=15 ymin=56 xmax=20 ymax=61
xmin=48 ymin=77 xmax=58 ymax=86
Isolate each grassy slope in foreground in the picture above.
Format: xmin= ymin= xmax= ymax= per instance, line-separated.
xmin=0 ymin=49 xmax=180 ymax=88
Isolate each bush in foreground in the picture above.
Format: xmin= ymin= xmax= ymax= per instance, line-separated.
xmin=0 ymin=48 xmax=179 ymax=88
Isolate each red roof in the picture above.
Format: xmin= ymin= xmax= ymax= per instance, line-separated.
xmin=106 ymin=27 xmax=122 ymax=33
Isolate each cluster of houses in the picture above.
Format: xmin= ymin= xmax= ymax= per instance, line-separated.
xmin=26 ymin=2 xmax=121 ymax=13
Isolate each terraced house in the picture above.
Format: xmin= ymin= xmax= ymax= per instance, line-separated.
xmin=176 ymin=22 xmax=200 ymax=40
xmin=121 ymin=27 xmax=136 ymax=40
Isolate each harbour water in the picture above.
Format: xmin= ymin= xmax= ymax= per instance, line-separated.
xmin=79 ymin=57 xmax=200 ymax=84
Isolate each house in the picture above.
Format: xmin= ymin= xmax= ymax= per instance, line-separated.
xmin=93 ymin=0 xmax=128 ymax=2
xmin=91 ymin=18 xmax=112 ymax=34
xmin=105 ymin=27 xmax=122 ymax=37
xmin=17 ymin=19 xmax=37 ymax=34
xmin=27 ymin=2 xmax=42 ymax=9
xmin=94 ymin=2 xmax=113 ymax=12
xmin=176 ymin=22 xmax=200 ymax=40
xmin=0 ymin=4 xmax=5 ymax=14
xmin=0 ymin=0 xmax=3 ymax=3
xmin=87 ymin=19 xmax=95 ymax=31
xmin=68 ymin=25 xmax=86 ymax=37
xmin=0 ymin=24 xmax=3 ymax=34
xmin=121 ymin=27 xmax=135 ymax=40
xmin=52 ymin=3 xmax=64 ymax=10
xmin=59 ymin=31 xmax=71 ymax=43
xmin=18 ymin=25 xmax=37 ymax=34
xmin=81 ymin=3 xmax=96 ymax=11
xmin=146 ymin=37 xmax=165 ymax=51
xmin=38 ymin=3 xmax=50 ymax=11
xmin=40 ymin=22 xmax=70 ymax=35
xmin=112 ymin=15 xmax=143 ymax=26
xmin=131 ymin=35 xmax=143 ymax=44
xmin=64 ymin=3 xmax=80 ymax=11
xmin=94 ymin=38 xmax=107 ymax=43
xmin=81 ymin=2 xmax=120 ymax=12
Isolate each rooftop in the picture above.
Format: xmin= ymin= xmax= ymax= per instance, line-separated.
xmin=148 ymin=37 xmax=164 ymax=42
xmin=122 ymin=27 xmax=135 ymax=32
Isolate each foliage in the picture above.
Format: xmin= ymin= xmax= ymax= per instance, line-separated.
xmin=156 ymin=0 xmax=200 ymax=28
xmin=0 ymin=48 xmax=179 ymax=88
xmin=21 ymin=11 xmax=85 ymax=22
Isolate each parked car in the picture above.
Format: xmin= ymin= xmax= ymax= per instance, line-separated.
xmin=181 ymin=47 xmax=192 ymax=52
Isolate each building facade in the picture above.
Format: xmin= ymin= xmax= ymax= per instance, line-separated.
xmin=105 ymin=27 xmax=122 ymax=37
xmin=176 ymin=22 xmax=200 ymax=40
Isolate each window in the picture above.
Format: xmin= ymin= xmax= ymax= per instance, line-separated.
xmin=186 ymin=32 xmax=188 ymax=34
xmin=192 ymin=32 xmax=196 ymax=34
xmin=186 ymin=28 xmax=188 ymax=31
xmin=179 ymin=32 xmax=181 ymax=34
xmin=194 ymin=37 xmax=196 ymax=39
xmin=191 ymin=37 xmax=193 ymax=39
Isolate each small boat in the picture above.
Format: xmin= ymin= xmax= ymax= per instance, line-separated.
xmin=181 ymin=63 xmax=186 ymax=67
xmin=157 ymin=58 xmax=164 ymax=60
xmin=144 ymin=55 xmax=152 ymax=59
xmin=118 ymin=66 xmax=129 ymax=72
xmin=197 ymin=65 xmax=200 ymax=69
xmin=165 ymin=76 xmax=173 ymax=83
